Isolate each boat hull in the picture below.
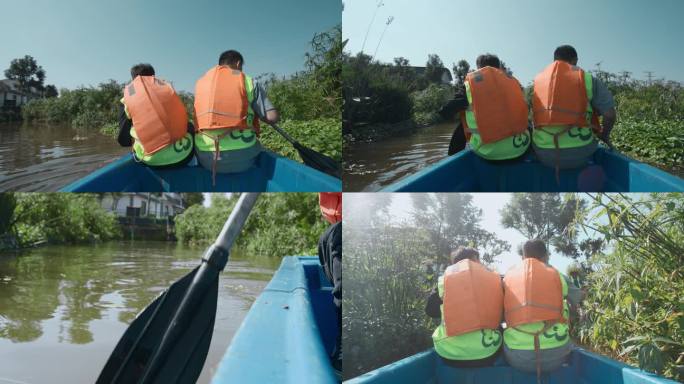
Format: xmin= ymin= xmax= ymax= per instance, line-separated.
xmin=345 ymin=348 xmax=678 ymax=384
xmin=381 ymin=148 xmax=684 ymax=192
xmin=211 ymin=256 xmax=339 ymax=384
xmin=60 ymin=151 xmax=342 ymax=192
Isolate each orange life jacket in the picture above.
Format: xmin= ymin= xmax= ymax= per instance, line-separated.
xmin=442 ymin=259 xmax=503 ymax=337
xmin=461 ymin=67 xmax=528 ymax=144
xmin=123 ymin=76 xmax=188 ymax=156
xmin=319 ymin=192 xmax=342 ymax=224
xmin=194 ymin=65 xmax=260 ymax=134
xmin=532 ymin=61 xmax=589 ymax=128
xmin=503 ymin=258 xmax=564 ymax=328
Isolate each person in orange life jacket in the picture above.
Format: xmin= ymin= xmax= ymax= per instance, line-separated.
xmin=317 ymin=192 xmax=342 ymax=372
xmin=439 ymin=54 xmax=530 ymax=160
xmin=118 ymin=63 xmax=195 ymax=167
xmin=193 ymin=50 xmax=280 ymax=174
xmin=531 ymin=45 xmax=617 ymax=170
xmin=502 ymin=239 xmax=583 ymax=374
xmin=425 ymin=247 xmax=504 ymax=368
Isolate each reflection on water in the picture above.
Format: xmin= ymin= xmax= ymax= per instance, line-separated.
xmin=0 ymin=241 xmax=276 ymax=384
xmin=0 ymin=123 xmax=128 ymax=191
xmin=343 ymin=122 xmax=455 ymax=191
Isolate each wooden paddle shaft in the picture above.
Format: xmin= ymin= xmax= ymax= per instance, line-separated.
xmin=215 ymin=193 xmax=260 ymax=251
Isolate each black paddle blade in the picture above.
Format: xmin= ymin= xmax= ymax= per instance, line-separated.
xmin=294 ymin=142 xmax=342 ymax=179
xmin=97 ymin=266 xmax=218 ymax=384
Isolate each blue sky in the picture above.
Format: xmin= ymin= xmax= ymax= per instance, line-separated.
xmin=1 ymin=0 xmax=341 ymax=92
xmin=343 ymin=0 xmax=684 ymax=85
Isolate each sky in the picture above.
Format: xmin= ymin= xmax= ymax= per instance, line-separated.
xmin=343 ymin=0 xmax=684 ymax=85
xmin=1 ymin=0 xmax=341 ymax=92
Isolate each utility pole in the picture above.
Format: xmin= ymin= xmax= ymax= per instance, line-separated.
xmin=372 ymin=16 xmax=394 ymax=60
xmin=644 ymin=71 xmax=654 ymax=85
xmin=361 ymin=0 xmax=385 ymax=54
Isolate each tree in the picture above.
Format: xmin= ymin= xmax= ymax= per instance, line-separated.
xmin=44 ymin=84 xmax=58 ymax=98
xmin=411 ymin=193 xmax=509 ymax=264
xmin=424 ymin=54 xmax=447 ymax=85
xmin=4 ymin=55 xmax=46 ymax=93
xmin=0 ymin=193 xmax=17 ymax=235
xmin=452 ymin=59 xmax=470 ymax=93
xmin=181 ymin=193 xmax=204 ymax=208
xmin=500 ymin=193 xmax=597 ymax=260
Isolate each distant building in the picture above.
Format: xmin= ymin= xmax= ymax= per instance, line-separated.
xmin=99 ymin=193 xmax=185 ymax=218
xmin=0 ymin=79 xmax=42 ymax=107
xmin=408 ymin=66 xmax=453 ymax=85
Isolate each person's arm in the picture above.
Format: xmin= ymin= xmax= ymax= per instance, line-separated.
xmin=425 ymin=287 xmax=442 ymax=318
xmin=251 ymin=81 xmax=279 ymax=125
xmin=117 ymin=102 xmax=133 ymax=147
xmin=590 ymin=76 xmax=617 ymax=147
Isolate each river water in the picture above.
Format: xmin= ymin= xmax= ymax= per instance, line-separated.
xmin=0 ymin=123 xmax=127 ymax=191
xmin=343 ymin=122 xmax=455 ymax=191
xmin=0 ymin=241 xmax=277 ymax=384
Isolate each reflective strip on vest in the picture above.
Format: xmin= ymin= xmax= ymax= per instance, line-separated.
xmin=432 ymin=275 xmax=502 ymax=360
xmin=533 ymin=71 xmax=596 ymax=149
xmin=464 ymin=81 xmax=530 ymax=160
xmin=131 ymin=128 xmax=193 ymax=166
xmin=195 ymin=74 xmax=259 ymax=153
xmin=503 ymin=271 xmax=569 ymax=351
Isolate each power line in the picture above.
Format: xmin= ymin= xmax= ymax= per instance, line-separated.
xmin=372 ymin=16 xmax=394 ymax=60
xmin=361 ymin=0 xmax=385 ymax=54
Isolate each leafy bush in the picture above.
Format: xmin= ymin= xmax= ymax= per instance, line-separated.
xmin=11 ymin=193 xmax=121 ymax=245
xmin=611 ymin=118 xmax=684 ymax=172
xmin=411 ymin=84 xmax=452 ymax=126
xmin=259 ymin=118 xmax=341 ymax=162
xmin=174 ymin=194 xmax=327 ymax=257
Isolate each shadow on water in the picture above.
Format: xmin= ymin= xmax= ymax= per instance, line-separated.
xmin=0 ymin=123 xmax=127 ymax=191
xmin=0 ymin=241 xmax=275 ymax=384
xmin=343 ymin=122 xmax=455 ymax=191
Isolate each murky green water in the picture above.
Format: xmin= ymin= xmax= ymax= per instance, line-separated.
xmin=343 ymin=122 xmax=455 ymax=191
xmin=0 ymin=123 xmax=127 ymax=191
xmin=0 ymin=241 xmax=277 ymax=384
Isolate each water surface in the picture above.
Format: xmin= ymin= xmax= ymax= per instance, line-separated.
xmin=0 ymin=123 xmax=127 ymax=191
xmin=343 ymin=122 xmax=454 ymax=191
xmin=0 ymin=241 xmax=276 ymax=384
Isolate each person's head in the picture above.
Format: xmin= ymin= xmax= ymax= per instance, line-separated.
xmin=450 ymin=246 xmax=480 ymax=264
xmin=130 ymin=63 xmax=155 ymax=79
xmin=476 ymin=54 xmax=501 ymax=69
xmin=554 ymin=45 xmax=578 ymax=65
xmin=219 ymin=50 xmax=244 ymax=70
xmin=522 ymin=239 xmax=548 ymax=263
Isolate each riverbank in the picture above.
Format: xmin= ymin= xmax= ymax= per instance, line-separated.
xmin=343 ymin=119 xmax=417 ymax=143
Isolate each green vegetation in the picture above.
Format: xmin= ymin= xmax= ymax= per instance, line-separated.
xmin=343 ymin=52 xmax=452 ymax=142
xmin=572 ymin=193 xmax=683 ymax=381
xmin=0 ymin=193 xmax=121 ymax=247
xmin=174 ymin=193 xmax=327 ymax=258
xmin=345 ymin=193 xmax=683 ymax=382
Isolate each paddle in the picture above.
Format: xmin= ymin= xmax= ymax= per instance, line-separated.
xmin=97 ymin=193 xmax=260 ymax=384
xmin=269 ymin=123 xmax=342 ymax=179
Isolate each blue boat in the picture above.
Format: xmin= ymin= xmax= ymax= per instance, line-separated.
xmin=59 ymin=151 xmax=341 ymax=192
xmin=345 ymin=348 xmax=678 ymax=384
xmin=381 ymin=148 xmax=684 ymax=192
xmin=211 ymin=256 xmax=339 ymax=384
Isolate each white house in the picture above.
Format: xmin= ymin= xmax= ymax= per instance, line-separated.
xmin=0 ymin=79 xmax=41 ymax=107
xmin=99 ymin=193 xmax=185 ymax=219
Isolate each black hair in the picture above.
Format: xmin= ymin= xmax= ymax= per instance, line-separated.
xmin=476 ymin=54 xmax=501 ymax=69
xmin=219 ymin=50 xmax=244 ymax=67
xmin=130 ymin=63 xmax=155 ymax=79
xmin=522 ymin=239 xmax=548 ymax=261
xmin=554 ymin=45 xmax=578 ymax=63
xmin=451 ymin=246 xmax=480 ymax=264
